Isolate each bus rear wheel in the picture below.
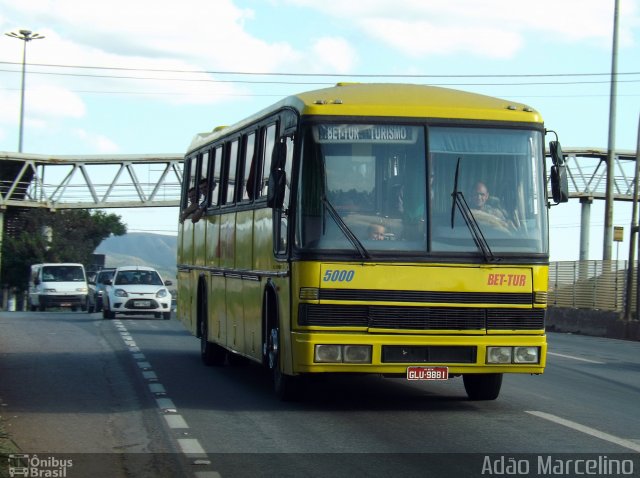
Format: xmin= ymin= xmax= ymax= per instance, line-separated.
xmin=463 ymin=373 xmax=503 ymax=401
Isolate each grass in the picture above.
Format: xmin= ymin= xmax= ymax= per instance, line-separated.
xmin=0 ymin=415 xmax=20 ymax=478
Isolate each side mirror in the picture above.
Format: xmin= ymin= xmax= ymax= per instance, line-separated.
xmin=164 ymin=280 xmax=173 ymax=286
xmin=266 ymin=169 xmax=286 ymax=209
xmin=549 ymin=140 xmax=564 ymax=166
xmin=548 ymin=140 xmax=568 ymax=203
xmin=550 ymin=164 xmax=569 ymax=203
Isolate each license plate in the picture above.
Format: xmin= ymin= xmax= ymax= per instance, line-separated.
xmin=406 ymin=366 xmax=449 ymax=381
xmin=134 ymin=300 xmax=151 ymax=308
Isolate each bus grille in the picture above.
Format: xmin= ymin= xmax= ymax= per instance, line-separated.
xmin=319 ymin=289 xmax=532 ymax=305
xmin=299 ymin=304 xmax=545 ymax=330
xmin=382 ymin=345 xmax=477 ymax=363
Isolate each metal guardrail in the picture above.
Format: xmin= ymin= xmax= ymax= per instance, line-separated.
xmin=549 ymin=260 xmax=636 ymax=312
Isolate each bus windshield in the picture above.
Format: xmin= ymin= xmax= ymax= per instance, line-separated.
xmin=295 ymin=123 xmax=547 ymax=257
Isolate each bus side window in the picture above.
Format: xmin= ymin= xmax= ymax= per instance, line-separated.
xmin=225 ymin=139 xmax=239 ymax=204
xmin=259 ymin=124 xmax=277 ymax=198
xmin=199 ymin=151 xmax=210 ymax=205
xmin=211 ymin=146 xmax=222 ymax=207
xmin=181 ymin=157 xmax=194 ymax=211
xmin=241 ymin=132 xmax=257 ymax=201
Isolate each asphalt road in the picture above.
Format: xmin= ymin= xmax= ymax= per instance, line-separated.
xmin=0 ymin=310 xmax=639 ymax=478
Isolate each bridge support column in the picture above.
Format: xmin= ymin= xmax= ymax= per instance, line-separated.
xmin=0 ymin=210 xmax=4 ymax=310
xmin=580 ymin=197 xmax=593 ymax=261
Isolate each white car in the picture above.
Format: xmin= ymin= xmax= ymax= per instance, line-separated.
xmin=102 ymin=266 xmax=173 ymax=320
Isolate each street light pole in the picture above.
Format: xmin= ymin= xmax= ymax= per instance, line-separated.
xmin=603 ymin=0 xmax=619 ymax=261
xmin=5 ymin=29 xmax=45 ymax=153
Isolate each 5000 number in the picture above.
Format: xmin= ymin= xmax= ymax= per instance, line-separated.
xmin=323 ymin=269 xmax=355 ymax=282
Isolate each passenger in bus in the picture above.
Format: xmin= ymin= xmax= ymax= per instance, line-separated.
xmin=368 ymin=223 xmax=386 ymax=241
xmin=191 ymin=179 xmax=213 ymax=223
xmin=179 ymin=186 xmax=198 ymax=223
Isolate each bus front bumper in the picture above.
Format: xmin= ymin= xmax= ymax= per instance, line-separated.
xmin=290 ymin=331 xmax=547 ymax=375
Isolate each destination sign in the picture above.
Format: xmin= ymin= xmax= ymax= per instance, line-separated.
xmin=314 ymin=124 xmax=418 ymax=144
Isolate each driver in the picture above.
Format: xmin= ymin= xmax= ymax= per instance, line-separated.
xmin=471 ymin=181 xmax=512 ymax=230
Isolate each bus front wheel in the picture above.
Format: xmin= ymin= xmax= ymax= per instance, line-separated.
xmin=463 ymin=373 xmax=503 ymax=401
xmin=267 ymin=326 xmax=299 ymax=401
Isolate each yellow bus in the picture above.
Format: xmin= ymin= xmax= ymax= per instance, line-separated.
xmin=177 ymin=83 xmax=567 ymax=401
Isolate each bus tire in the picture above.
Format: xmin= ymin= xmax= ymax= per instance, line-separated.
xmin=463 ymin=373 xmax=503 ymax=401
xmin=267 ymin=324 xmax=300 ymax=401
xmin=200 ymin=316 xmax=225 ymax=366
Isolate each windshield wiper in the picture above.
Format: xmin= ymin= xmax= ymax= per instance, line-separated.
xmin=450 ymin=158 xmax=495 ymax=262
xmin=321 ymin=195 xmax=370 ymax=259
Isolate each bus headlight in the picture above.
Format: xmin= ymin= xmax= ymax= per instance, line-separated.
xmin=487 ymin=346 xmax=540 ymax=364
xmin=315 ymin=345 xmax=342 ymax=363
xmin=514 ymin=346 xmax=539 ymax=363
xmin=314 ymin=345 xmax=372 ymax=363
xmin=487 ymin=347 xmax=512 ymax=364
xmin=343 ymin=345 xmax=372 ymax=363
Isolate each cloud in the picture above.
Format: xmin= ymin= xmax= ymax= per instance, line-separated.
xmin=311 ymin=37 xmax=358 ymax=72
xmin=360 ymin=19 xmax=521 ymax=59
xmin=30 ymin=85 xmax=86 ymax=118
xmin=73 ymin=129 xmax=120 ymax=153
xmin=284 ymin=0 xmax=639 ymax=58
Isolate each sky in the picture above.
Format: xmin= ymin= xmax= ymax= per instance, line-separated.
xmin=0 ymin=0 xmax=639 ymax=262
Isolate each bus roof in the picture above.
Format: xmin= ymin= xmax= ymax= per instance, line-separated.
xmin=187 ymin=83 xmax=543 ymax=153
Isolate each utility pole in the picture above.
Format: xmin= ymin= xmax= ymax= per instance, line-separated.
xmin=5 ymin=29 xmax=45 ymax=153
xmin=2 ymin=29 xmax=44 ymax=309
xmin=603 ymin=0 xmax=619 ymax=260
xmin=624 ymin=115 xmax=640 ymax=320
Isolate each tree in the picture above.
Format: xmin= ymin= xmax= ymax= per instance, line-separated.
xmin=1 ymin=209 xmax=127 ymax=290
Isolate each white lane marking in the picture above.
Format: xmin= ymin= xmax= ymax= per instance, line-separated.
xmin=548 ymin=352 xmax=605 ymax=364
xmin=165 ymin=414 xmax=189 ymax=429
xmin=156 ymin=397 xmax=177 ymax=411
xmin=112 ymin=323 xmax=219 ymax=476
xmin=149 ymin=383 xmax=166 ymax=394
xmin=178 ymin=438 xmax=207 ymax=456
xmin=526 ymin=411 xmax=640 ymax=452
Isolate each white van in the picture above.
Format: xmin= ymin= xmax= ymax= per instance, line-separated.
xmin=29 ymin=263 xmax=89 ymax=311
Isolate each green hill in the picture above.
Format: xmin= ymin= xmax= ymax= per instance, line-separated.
xmin=95 ymin=232 xmax=177 ymax=282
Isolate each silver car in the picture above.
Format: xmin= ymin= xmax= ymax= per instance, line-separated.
xmin=87 ymin=268 xmax=115 ymax=313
